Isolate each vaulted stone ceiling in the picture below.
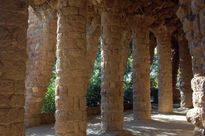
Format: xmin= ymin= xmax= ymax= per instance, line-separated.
xmin=89 ymin=0 xmax=180 ymax=28
xmin=30 ymin=0 xmax=180 ymax=28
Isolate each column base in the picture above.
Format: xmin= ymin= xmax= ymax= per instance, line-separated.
xmin=193 ymin=127 xmax=205 ymax=136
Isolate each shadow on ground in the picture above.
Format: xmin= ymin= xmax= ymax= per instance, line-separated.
xmin=26 ymin=108 xmax=194 ymax=136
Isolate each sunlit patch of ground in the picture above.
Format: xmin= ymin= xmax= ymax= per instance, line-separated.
xmin=26 ymin=108 xmax=194 ymax=136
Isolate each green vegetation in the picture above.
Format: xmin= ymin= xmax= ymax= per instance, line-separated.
xmin=42 ymin=65 xmax=56 ymax=113
xmin=42 ymin=43 xmax=159 ymax=113
xmin=86 ymin=45 xmax=101 ymax=107
xmin=150 ymin=48 xmax=158 ymax=90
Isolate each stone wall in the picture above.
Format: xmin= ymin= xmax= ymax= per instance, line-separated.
xmin=0 ymin=0 xmax=28 ymax=135
xmin=25 ymin=7 xmax=57 ymax=127
xmin=177 ymin=0 xmax=205 ymax=135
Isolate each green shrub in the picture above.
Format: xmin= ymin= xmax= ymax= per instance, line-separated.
xmin=42 ymin=67 xmax=56 ymax=113
xmin=86 ymin=44 xmax=101 ymax=107
xmin=41 ymin=42 xmax=159 ymax=112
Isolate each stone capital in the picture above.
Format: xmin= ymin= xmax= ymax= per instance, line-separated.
xmin=128 ymin=15 xmax=154 ymax=30
xmin=87 ymin=15 xmax=101 ymax=36
xmin=30 ymin=0 xmax=57 ymax=10
xmin=150 ymin=25 xmax=176 ymax=38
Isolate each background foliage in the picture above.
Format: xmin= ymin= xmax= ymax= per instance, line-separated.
xmin=42 ymin=43 xmax=159 ymax=113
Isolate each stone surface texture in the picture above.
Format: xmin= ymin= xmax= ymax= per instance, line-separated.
xmin=55 ymin=0 xmax=88 ymax=135
xmin=0 ymin=0 xmax=204 ymax=135
xmin=152 ymin=26 xmax=174 ymax=114
xmin=100 ymin=0 xmax=131 ymax=132
xmin=177 ymin=0 xmax=205 ymax=135
xmin=178 ymin=32 xmax=193 ymax=108
xmin=25 ymin=7 xmax=57 ymax=127
xmin=149 ymin=32 xmax=157 ymax=65
xmin=171 ymin=33 xmax=180 ymax=103
xmin=86 ymin=14 xmax=101 ymax=87
xmin=0 ymin=0 xmax=28 ymax=136
xmin=131 ymin=15 xmax=153 ymax=121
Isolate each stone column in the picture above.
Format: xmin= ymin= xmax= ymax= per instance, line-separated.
xmin=131 ymin=16 xmax=153 ymax=120
xmin=152 ymin=26 xmax=173 ymax=114
xmin=121 ymin=28 xmax=132 ymax=73
xmin=178 ymin=32 xmax=193 ymax=108
xmin=101 ymin=6 xmax=129 ymax=132
xmin=171 ymin=35 xmax=180 ymax=103
xmin=55 ymin=0 xmax=87 ymax=135
xmin=149 ymin=32 xmax=157 ymax=65
xmin=24 ymin=7 xmax=57 ymax=127
xmin=177 ymin=0 xmax=205 ymax=135
xmin=86 ymin=15 xmax=101 ymax=82
xmin=0 ymin=1 xmax=28 ymax=135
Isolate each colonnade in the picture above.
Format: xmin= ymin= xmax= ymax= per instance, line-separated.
xmin=0 ymin=0 xmax=203 ymax=135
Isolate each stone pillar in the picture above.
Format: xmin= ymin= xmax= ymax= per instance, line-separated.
xmin=24 ymin=7 xmax=57 ymax=127
xmin=55 ymin=0 xmax=87 ymax=135
xmin=86 ymin=15 xmax=101 ymax=81
xmin=178 ymin=32 xmax=193 ymax=108
xmin=101 ymin=6 xmax=129 ymax=132
xmin=152 ymin=26 xmax=173 ymax=114
xmin=186 ymin=77 xmax=205 ymax=134
xmin=131 ymin=16 xmax=152 ymax=120
xmin=177 ymin=0 xmax=205 ymax=135
xmin=171 ymin=34 xmax=180 ymax=103
xmin=0 ymin=1 xmax=28 ymax=135
xmin=121 ymin=28 xmax=132 ymax=73
xmin=149 ymin=32 xmax=157 ymax=65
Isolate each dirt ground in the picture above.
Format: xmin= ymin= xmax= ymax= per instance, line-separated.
xmin=26 ymin=107 xmax=194 ymax=136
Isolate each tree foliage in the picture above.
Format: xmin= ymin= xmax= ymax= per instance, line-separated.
xmin=42 ymin=42 xmax=159 ymax=112
xmin=42 ymin=64 xmax=56 ymax=113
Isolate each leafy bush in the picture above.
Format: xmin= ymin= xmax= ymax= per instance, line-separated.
xmin=150 ymin=48 xmax=158 ymax=90
xmin=41 ymin=72 xmax=56 ymax=113
xmin=41 ymin=42 xmax=159 ymax=112
xmin=123 ymin=44 xmax=133 ymax=104
xmin=41 ymin=63 xmax=56 ymax=113
xmin=86 ymin=44 xmax=101 ymax=107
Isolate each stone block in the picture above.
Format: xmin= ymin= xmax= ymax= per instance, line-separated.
xmin=55 ymin=96 xmax=74 ymax=111
xmin=55 ymin=121 xmax=75 ymax=134
xmin=200 ymin=8 xmax=205 ymax=36
xmin=0 ymin=79 xmax=14 ymax=95
xmin=68 ymin=0 xmax=86 ymax=7
xmin=191 ymin=0 xmax=205 ymax=14
xmin=191 ymin=76 xmax=205 ymax=92
xmin=183 ymin=18 xmax=193 ymax=32
xmin=186 ymin=108 xmax=203 ymax=128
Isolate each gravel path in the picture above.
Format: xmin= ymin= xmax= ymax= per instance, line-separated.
xmin=26 ymin=108 xmax=193 ymax=136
